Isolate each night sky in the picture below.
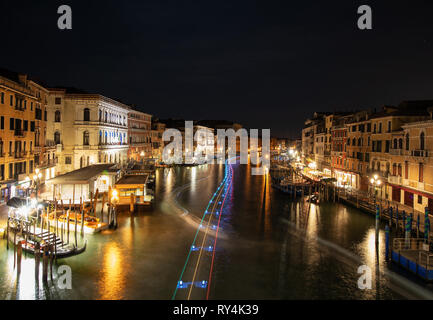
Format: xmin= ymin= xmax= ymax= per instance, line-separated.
xmin=2 ymin=1 xmax=433 ymax=137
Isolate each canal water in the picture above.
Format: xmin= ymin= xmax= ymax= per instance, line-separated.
xmin=1 ymin=162 xmax=433 ymax=299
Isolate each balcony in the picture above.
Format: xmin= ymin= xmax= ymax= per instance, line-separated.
xmin=389 ymin=148 xmax=403 ymax=156
xmin=411 ymin=149 xmax=429 ymax=158
xmin=14 ymin=151 xmax=25 ymax=159
xmin=388 ymin=175 xmax=402 ymax=185
xmin=14 ymin=129 xmax=25 ymax=137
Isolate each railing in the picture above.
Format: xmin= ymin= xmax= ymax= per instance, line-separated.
xmin=419 ymin=251 xmax=433 ymax=269
xmin=411 ymin=149 xmax=429 ymax=157
xmin=14 ymin=129 xmax=25 ymax=137
xmin=388 ymin=175 xmax=402 ymax=185
xmin=393 ymin=238 xmax=426 ymax=251
xmin=14 ymin=151 xmax=25 ymax=159
xmin=389 ymin=148 xmax=403 ymax=155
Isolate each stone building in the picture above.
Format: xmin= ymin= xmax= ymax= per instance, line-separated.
xmin=0 ymin=68 xmax=52 ymax=200
xmin=128 ymin=109 xmax=152 ymax=161
xmin=47 ymin=88 xmax=130 ymax=174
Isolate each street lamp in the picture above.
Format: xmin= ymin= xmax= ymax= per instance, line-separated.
xmin=30 ymin=168 xmax=43 ymax=201
xmin=370 ymin=174 xmax=382 ymax=205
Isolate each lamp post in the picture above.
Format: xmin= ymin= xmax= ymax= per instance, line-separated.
xmin=370 ymin=174 xmax=382 ymax=206
xmin=30 ymin=168 xmax=43 ymax=202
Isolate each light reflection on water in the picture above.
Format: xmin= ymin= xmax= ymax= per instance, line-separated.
xmin=98 ymin=242 xmax=125 ymax=300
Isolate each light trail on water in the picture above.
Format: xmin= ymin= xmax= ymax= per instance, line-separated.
xmin=171 ymin=158 xmax=234 ymax=300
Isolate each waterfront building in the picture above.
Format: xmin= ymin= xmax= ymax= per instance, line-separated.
xmin=0 ymin=69 xmax=51 ymax=201
xmin=386 ymin=105 xmax=433 ymax=212
xmin=128 ymin=109 xmax=152 ymax=161
xmin=50 ymin=163 xmax=120 ymax=202
xmin=47 ymin=88 xmax=130 ymax=175
xmin=301 ymin=112 xmax=328 ymax=166
xmin=314 ymin=132 xmax=326 ymax=171
xmin=344 ymin=111 xmax=372 ymax=191
xmin=369 ymin=102 xmax=429 ymax=200
xmin=330 ymin=114 xmax=353 ymax=187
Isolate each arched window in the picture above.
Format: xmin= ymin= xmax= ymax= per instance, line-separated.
xmin=80 ymin=156 xmax=84 ymax=168
xmin=352 ymin=138 xmax=356 ymax=145
xmin=358 ymin=138 xmax=362 ymax=146
xmin=104 ymin=131 xmax=108 ymax=144
xmin=393 ymin=139 xmax=397 ymax=149
xmin=347 ymin=139 xmax=350 ymax=146
xmin=84 ymin=108 xmax=90 ymax=121
xmin=99 ymin=131 xmax=102 ymax=144
xmin=399 ymin=138 xmax=403 ymax=149
xmin=420 ymin=132 xmax=425 ymax=150
xmin=405 ymin=133 xmax=410 ymax=150
xmin=54 ymin=131 xmax=61 ymax=144
xmin=83 ymin=131 xmax=89 ymax=145
xmin=392 ymin=163 xmax=397 ymax=176
xmin=55 ymin=110 xmax=61 ymax=122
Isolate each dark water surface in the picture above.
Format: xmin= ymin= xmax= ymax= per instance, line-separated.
xmin=0 ymin=163 xmax=432 ymax=299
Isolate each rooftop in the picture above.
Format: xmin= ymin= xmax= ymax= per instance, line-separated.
xmin=115 ymin=174 xmax=149 ymax=185
xmin=50 ymin=164 xmax=119 ymax=184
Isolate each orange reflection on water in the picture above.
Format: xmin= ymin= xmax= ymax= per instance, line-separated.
xmin=98 ymin=242 xmax=126 ymax=300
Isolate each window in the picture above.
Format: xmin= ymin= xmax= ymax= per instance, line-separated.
xmin=398 ymin=164 xmax=402 ymax=176
xmin=83 ymin=131 xmax=90 ymax=145
xmin=420 ymin=132 xmax=425 ymax=150
xmin=399 ymin=138 xmax=403 ymax=149
xmin=55 ymin=97 xmax=61 ymax=104
xmin=0 ymin=92 xmax=3 ymax=104
xmin=406 ymin=134 xmax=409 ymax=151
xmin=84 ymin=108 xmax=90 ymax=121
xmin=405 ymin=161 xmax=409 ymax=179
xmin=387 ymin=121 xmax=391 ymax=132
xmin=30 ymin=121 xmax=35 ymax=132
xmin=9 ymin=118 xmax=14 ymax=130
xmin=9 ymin=95 xmax=13 ymax=106
xmin=0 ymin=117 xmax=3 ymax=130
xmin=54 ymin=131 xmax=61 ymax=144
xmin=35 ymin=108 xmax=42 ymax=120
xmin=419 ymin=163 xmax=424 ymax=183
xmin=418 ymin=195 xmax=423 ymax=205
xmin=23 ymin=120 xmax=28 ymax=131
xmin=44 ymin=110 xmax=47 ymax=121
xmin=55 ymin=110 xmax=61 ymax=122
xmin=65 ymin=156 xmax=72 ymax=164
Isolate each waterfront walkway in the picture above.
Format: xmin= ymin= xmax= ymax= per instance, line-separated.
xmin=272 ymin=161 xmax=433 ymax=238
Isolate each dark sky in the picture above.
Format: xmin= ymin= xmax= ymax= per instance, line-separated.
xmin=2 ymin=1 xmax=433 ymax=137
